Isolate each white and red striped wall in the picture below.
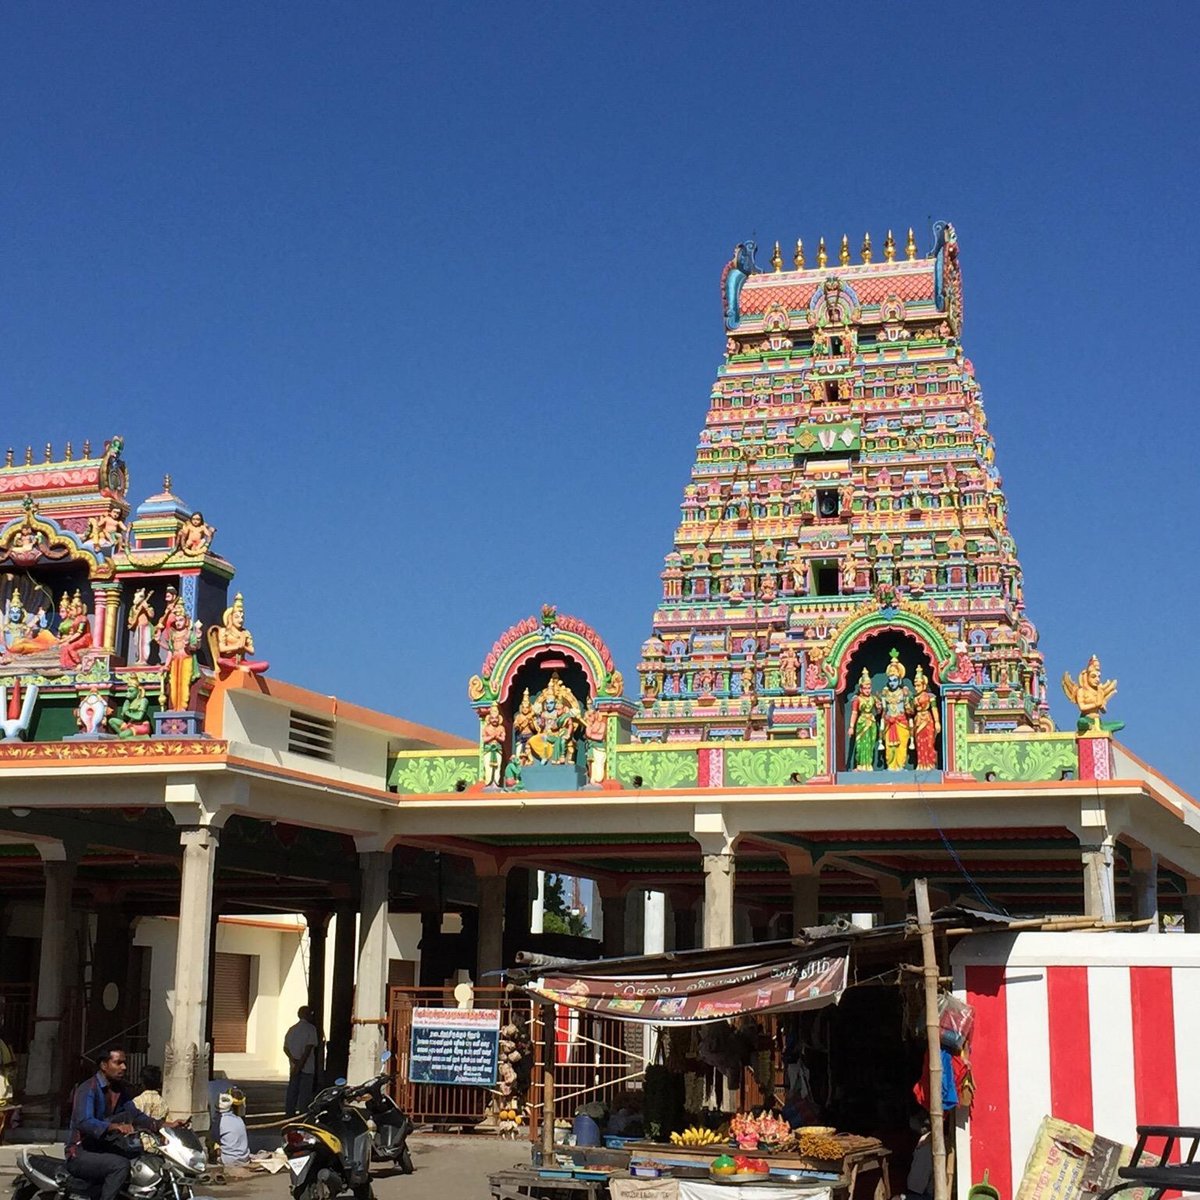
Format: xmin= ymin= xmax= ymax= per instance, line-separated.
xmin=951 ymin=933 xmax=1200 ymax=1200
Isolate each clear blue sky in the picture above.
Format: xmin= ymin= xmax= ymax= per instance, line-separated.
xmin=2 ymin=3 xmax=1197 ymax=791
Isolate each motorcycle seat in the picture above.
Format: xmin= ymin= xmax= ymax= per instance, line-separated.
xmin=24 ymin=1153 xmax=69 ymax=1178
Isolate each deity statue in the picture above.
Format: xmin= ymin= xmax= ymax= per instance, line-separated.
xmin=176 ymin=512 xmax=215 ymax=557
xmin=848 ymin=668 xmax=880 ymax=771
xmin=210 ymin=593 xmax=269 ymax=675
xmin=85 ymin=503 xmax=128 ymax=551
xmin=161 ymin=604 xmax=201 ymax=711
xmin=788 ymin=548 xmax=809 ymax=594
xmin=778 ymin=644 xmax=799 ymax=694
xmin=841 ymin=557 xmax=857 ymax=593
xmin=153 ymin=587 xmax=178 ymax=665
xmin=528 ymin=674 xmax=582 ymax=765
xmin=108 ymin=684 xmax=152 ymax=738
xmin=126 ymin=588 xmax=155 ymax=665
xmin=759 ymin=573 xmax=777 ymax=603
xmin=502 ymin=754 xmax=524 ymax=790
xmin=606 ymin=670 xmax=624 ymax=696
xmin=740 ymin=663 xmax=755 ymax=696
xmin=582 ymin=702 xmax=609 ymax=785
xmin=1 ymin=595 xmax=56 ymax=658
xmin=878 ymin=649 xmax=914 ymax=770
xmin=912 ymin=665 xmax=941 ymax=770
xmin=58 ymin=592 xmax=93 ymax=669
xmin=74 ymin=692 xmax=109 ymax=736
xmin=512 ymin=689 xmax=537 ymax=763
xmin=1061 ymin=655 xmax=1122 ymax=736
xmin=481 ymin=703 xmax=505 ymax=787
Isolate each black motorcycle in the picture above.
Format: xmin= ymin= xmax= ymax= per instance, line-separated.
xmin=357 ymin=1068 xmax=413 ymax=1174
xmin=12 ymin=1126 xmax=208 ymax=1200
xmin=283 ymin=1079 xmax=378 ymax=1200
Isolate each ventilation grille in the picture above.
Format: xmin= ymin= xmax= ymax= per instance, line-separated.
xmin=288 ymin=710 xmax=336 ymax=761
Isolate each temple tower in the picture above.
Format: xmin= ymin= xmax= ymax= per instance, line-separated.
xmin=636 ymin=224 xmax=1049 ymax=765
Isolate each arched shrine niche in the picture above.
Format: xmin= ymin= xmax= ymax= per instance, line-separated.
xmin=838 ymin=630 xmax=942 ymax=773
xmin=505 ymin=649 xmax=591 ymax=767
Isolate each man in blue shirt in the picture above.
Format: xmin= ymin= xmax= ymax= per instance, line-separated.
xmin=66 ymin=1047 xmax=165 ymax=1200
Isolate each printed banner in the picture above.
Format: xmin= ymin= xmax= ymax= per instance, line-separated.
xmin=527 ymin=950 xmax=848 ymax=1023
xmin=408 ymin=1006 xmax=500 ymax=1087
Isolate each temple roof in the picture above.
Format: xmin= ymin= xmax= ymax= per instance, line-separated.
xmin=738 ymin=258 xmax=937 ymax=317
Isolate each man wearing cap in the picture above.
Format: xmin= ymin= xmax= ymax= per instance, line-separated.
xmin=215 ymin=1093 xmax=250 ymax=1166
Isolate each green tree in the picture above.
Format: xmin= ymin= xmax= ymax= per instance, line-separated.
xmin=542 ymin=873 xmax=590 ymax=937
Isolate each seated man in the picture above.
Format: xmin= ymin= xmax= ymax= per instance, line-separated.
xmin=66 ymin=1047 xmax=166 ymax=1200
xmin=215 ymin=1093 xmax=251 ymax=1166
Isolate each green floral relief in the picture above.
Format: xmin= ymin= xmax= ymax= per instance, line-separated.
xmin=390 ymin=753 xmax=478 ymax=794
xmin=725 ymin=745 xmax=819 ymax=788
xmin=965 ymin=736 xmax=1076 ymax=782
xmin=612 ymin=749 xmax=698 ymax=790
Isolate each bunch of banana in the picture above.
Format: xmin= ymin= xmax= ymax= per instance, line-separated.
xmin=670 ymin=1125 xmax=724 ymax=1147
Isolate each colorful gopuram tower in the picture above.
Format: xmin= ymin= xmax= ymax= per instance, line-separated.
xmin=635 ymin=224 xmax=1050 ymax=771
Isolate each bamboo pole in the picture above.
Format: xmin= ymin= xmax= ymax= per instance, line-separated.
xmin=916 ymin=879 xmax=949 ymax=1200
xmin=540 ymin=1002 xmax=557 ymax=1165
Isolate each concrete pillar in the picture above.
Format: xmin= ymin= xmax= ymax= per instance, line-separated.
xmin=163 ymin=826 xmax=219 ymax=1125
xmin=786 ymin=852 xmax=820 ymax=930
xmin=531 ymin=870 xmax=546 ymax=934
xmin=702 ymin=853 xmax=735 ymax=948
xmin=1183 ymin=883 xmax=1200 ymax=934
xmin=1129 ymin=848 xmax=1159 ymax=931
xmin=25 ymin=846 xmax=78 ymax=1116
xmin=1081 ymin=837 xmax=1116 ymax=922
xmin=601 ymin=892 xmax=627 ymax=958
xmin=475 ymin=869 xmax=507 ymax=983
xmin=86 ymin=893 xmax=135 ymax=1052
xmin=880 ymin=878 xmax=909 ymax=925
xmin=506 ymin=869 xmax=533 ymax=943
xmin=347 ymin=850 xmax=391 ymax=1084
xmin=624 ymin=889 xmax=646 ymax=957
xmin=305 ymin=910 xmax=330 ymax=1080
xmin=643 ymin=891 xmax=667 ymax=956
xmin=672 ymin=899 xmax=698 ymax=951
xmin=326 ymin=902 xmax=356 ymax=1081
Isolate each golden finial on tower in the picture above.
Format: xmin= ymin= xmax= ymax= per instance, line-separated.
xmin=884 ymin=229 xmax=896 ymax=262
xmin=905 ymin=227 xmax=917 ymax=260
xmin=163 ymin=474 xmax=172 ymax=493
xmin=82 ymin=439 xmax=91 ymax=457
xmin=771 ymin=241 xmax=783 ymax=273
xmin=793 ymin=238 xmax=805 ymax=269
xmin=839 ymin=235 xmax=850 ymax=266
xmin=4 ymin=449 xmax=11 ymax=467
xmin=861 ymin=232 xmax=872 ymax=263
xmin=817 ymin=237 xmax=828 ymax=268
xmin=44 ymin=443 xmax=52 ymax=463
xmin=23 ymin=447 xmax=32 ymax=465
xmin=64 ymin=441 xmax=73 ymax=461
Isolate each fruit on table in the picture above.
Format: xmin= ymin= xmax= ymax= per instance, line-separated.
xmin=734 ymin=1155 xmax=770 ymax=1174
xmin=711 ymin=1154 xmax=737 ymax=1176
xmin=670 ymin=1126 xmax=723 ymax=1147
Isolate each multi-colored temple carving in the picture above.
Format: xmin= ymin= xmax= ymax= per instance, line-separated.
xmin=438 ymin=224 xmax=1065 ymax=791
xmin=0 ymin=436 xmax=251 ymax=741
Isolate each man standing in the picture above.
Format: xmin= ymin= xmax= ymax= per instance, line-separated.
xmin=66 ymin=1048 xmax=164 ymax=1200
xmin=283 ymin=1006 xmax=319 ymax=1116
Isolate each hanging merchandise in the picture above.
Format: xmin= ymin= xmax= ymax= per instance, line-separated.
xmin=938 ymin=993 xmax=975 ymax=1052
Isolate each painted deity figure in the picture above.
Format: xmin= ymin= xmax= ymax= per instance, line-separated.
xmin=162 ymin=604 xmax=201 ymax=711
xmin=740 ymin=663 xmax=755 ymax=697
xmin=481 ymin=703 xmax=505 ymax=787
xmin=512 ymin=689 xmax=537 ymax=764
xmin=502 ymin=754 xmax=523 ymax=790
xmin=879 ymin=650 xmax=914 ymax=770
xmin=153 ymin=587 xmax=179 ymax=666
xmin=127 ymin=588 xmax=155 ymax=665
xmin=582 ymin=702 xmax=609 ymax=785
xmin=912 ymin=665 xmax=941 ymax=770
xmin=1061 ymin=655 xmax=1121 ymax=735
xmin=848 ymin=668 xmax=880 ymax=771
xmin=529 ymin=674 xmax=581 ymax=764
xmin=212 ymin=593 xmax=268 ymax=675
xmin=1 ymin=595 xmax=56 ymax=658
xmin=778 ymin=644 xmax=799 ymax=694
xmin=85 ymin=503 xmax=128 ymax=551
xmin=788 ymin=549 xmax=809 ymax=594
xmin=58 ymin=592 xmax=93 ymax=669
xmin=176 ymin=512 xmax=215 ymax=557
xmin=108 ymin=684 xmax=152 ymax=739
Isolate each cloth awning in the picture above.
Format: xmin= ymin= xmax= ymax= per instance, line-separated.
xmin=524 ymin=943 xmax=850 ymax=1024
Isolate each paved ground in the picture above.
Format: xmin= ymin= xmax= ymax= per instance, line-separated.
xmin=0 ymin=1135 xmax=530 ymax=1200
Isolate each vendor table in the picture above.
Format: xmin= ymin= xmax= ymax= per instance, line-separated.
xmin=623 ymin=1138 xmax=891 ymax=1200
xmin=488 ymin=1168 xmax=610 ymax=1200
xmin=611 ymin=1180 xmax=831 ymax=1200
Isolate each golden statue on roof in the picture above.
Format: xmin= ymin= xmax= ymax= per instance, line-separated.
xmin=1062 ymin=655 xmax=1121 ymax=736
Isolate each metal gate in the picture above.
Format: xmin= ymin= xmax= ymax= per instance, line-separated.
xmin=385 ymin=986 xmax=649 ymax=1131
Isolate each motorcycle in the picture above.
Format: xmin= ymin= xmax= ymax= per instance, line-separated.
xmin=357 ymin=1055 xmax=413 ymax=1174
xmin=12 ymin=1126 xmax=208 ymax=1200
xmin=282 ymin=1051 xmax=415 ymax=1200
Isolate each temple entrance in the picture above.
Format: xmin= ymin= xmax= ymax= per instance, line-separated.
xmin=837 ymin=632 xmax=942 ymax=773
xmin=502 ymin=651 xmax=591 ymax=786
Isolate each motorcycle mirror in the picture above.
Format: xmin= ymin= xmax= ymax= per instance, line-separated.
xmin=380 ymin=1050 xmax=392 ymax=1064
xmin=335 ymin=1077 xmax=347 ymax=1086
